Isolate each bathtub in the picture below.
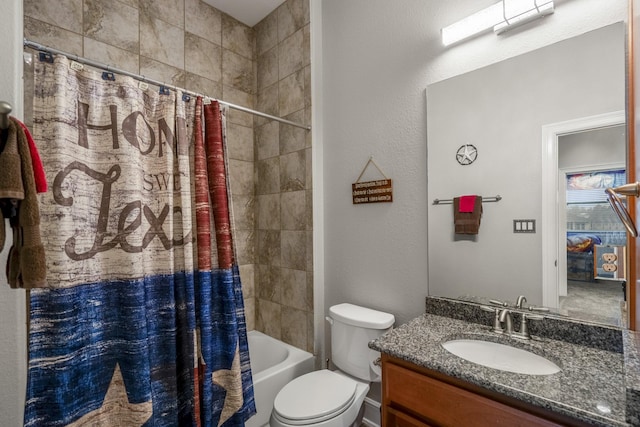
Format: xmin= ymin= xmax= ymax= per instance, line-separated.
xmin=245 ymin=330 xmax=315 ymax=427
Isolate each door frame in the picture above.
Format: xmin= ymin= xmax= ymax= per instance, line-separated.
xmin=541 ymin=111 xmax=626 ymax=308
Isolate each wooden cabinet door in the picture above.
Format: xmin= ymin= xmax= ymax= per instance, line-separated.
xmin=383 ymin=362 xmax=563 ymax=427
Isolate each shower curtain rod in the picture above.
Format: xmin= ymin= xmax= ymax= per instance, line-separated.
xmin=23 ymin=38 xmax=311 ymax=131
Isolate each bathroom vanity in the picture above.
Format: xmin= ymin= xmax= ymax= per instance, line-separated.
xmin=381 ymin=354 xmax=585 ymax=426
xmin=370 ymin=297 xmax=640 ymax=427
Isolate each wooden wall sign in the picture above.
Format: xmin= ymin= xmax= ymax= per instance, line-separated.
xmin=352 ymin=179 xmax=393 ymax=204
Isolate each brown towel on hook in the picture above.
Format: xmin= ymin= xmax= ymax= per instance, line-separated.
xmin=0 ymin=118 xmax=47 ymax=288
xmin=453 ymin=196 xmax=483 ymax=235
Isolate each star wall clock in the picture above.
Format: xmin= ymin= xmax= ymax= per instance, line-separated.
xmin=456 ymin=144 xmax=478 ymax=165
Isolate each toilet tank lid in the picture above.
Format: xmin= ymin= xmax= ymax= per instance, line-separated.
xmin=329 ymin=303 xmax=395 ymax=329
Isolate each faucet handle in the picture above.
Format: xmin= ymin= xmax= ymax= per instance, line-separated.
xmin=489 ymin=299 xmax=509 ymax=307
xmin=527 ymin=305 xmax=550 ymax=312
xmin=480 ymin=306 xmax=503 ymax=333
xmin=523 ymin=313 xmax=545 ymax=321
xmin=514 ymin=312 xmax=544 ymax=340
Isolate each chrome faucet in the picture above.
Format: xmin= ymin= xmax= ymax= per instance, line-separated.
xmin=483 ymin=298 xmax=546 ymax=339
xmin=515 ymin=295 xmax=549 ymax=313
xmin=498 ymin=308 xmax=514 ymax=335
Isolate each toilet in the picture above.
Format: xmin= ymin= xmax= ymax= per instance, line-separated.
xmin=270 ymin=303 xmax=395 ymax=427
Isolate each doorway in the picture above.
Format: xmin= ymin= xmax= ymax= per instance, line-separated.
xmin=559 ymin=160 xmax=627 ymax=325
xmin=541 ymin=111 xmax=627 ymax=326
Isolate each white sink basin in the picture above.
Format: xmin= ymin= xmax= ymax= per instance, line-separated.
xmin=442 ymin=339 xmax=561 ymax=375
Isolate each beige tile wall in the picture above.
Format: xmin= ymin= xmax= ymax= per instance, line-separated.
xmin=23 ymin=0 xmax=312 ymax=352
xmin=254 ymin=0 xmax=313 ymax=352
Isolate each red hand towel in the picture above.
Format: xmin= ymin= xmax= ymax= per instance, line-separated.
xmin=16 ymin=120 xmax=47 ymax=193
xmin=459 ymin=195 xmax=477 ymax=213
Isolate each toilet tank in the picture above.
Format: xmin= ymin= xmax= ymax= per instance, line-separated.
xmin=328 ymin=303 xmax=395 ymax=382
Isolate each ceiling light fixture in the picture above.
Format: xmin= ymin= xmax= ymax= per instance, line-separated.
xmin=441 ymin=0 xmax=555 ymax=46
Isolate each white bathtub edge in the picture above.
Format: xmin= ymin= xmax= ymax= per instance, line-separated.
xmin=245 ymin=330 xmax=315 ymax=427
xmin=247 ymin=330 xmax=315 ymax=383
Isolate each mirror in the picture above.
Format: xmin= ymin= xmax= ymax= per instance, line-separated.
xmin=426 ymin=22 xmax=628 ymax=327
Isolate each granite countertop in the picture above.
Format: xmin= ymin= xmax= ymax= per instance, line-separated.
xmin=370 ymin=298 xmax=640 ymax=426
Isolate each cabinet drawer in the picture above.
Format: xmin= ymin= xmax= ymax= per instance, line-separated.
xmin=384 ymin=362 xmax=563 ymax=427
xmin=386 ymin=406 xmax=433 ymax=427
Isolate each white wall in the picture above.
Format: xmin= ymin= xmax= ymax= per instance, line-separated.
xmin=319 ymin=0 xmax=627 ymax=327
xmin=559 ymin=125 xmax=626 ymax=169
xmin=321 ymin=0 xmax=430 ymax=326
xmin=0 ymin=1 xmax=28 ymax=425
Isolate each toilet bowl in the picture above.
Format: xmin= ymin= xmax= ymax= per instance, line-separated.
xmin=270 ymin=370 xmax=369 ymax=427
xmin=269 ymin=304 xmax=395 ymax=427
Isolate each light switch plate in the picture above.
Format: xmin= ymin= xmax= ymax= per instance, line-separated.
xmin=514 ymin=219 xmax=536 ymax=233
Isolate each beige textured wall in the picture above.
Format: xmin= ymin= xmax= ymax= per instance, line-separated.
xmin=254 ymin=1 xmax=313 ymax=352
xmin=23 ymin=0 xmax=312 ymax=351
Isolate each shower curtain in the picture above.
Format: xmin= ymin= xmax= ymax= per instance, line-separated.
xmin=24 ymin=55 xmax=255 ymax=426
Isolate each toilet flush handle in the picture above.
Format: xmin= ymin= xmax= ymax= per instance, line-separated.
xmin=325 ymin=316 xmax=333 ymax=325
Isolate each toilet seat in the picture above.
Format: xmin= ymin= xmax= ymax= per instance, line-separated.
xmin=272 ymin=370 xmax=358 ymax=425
